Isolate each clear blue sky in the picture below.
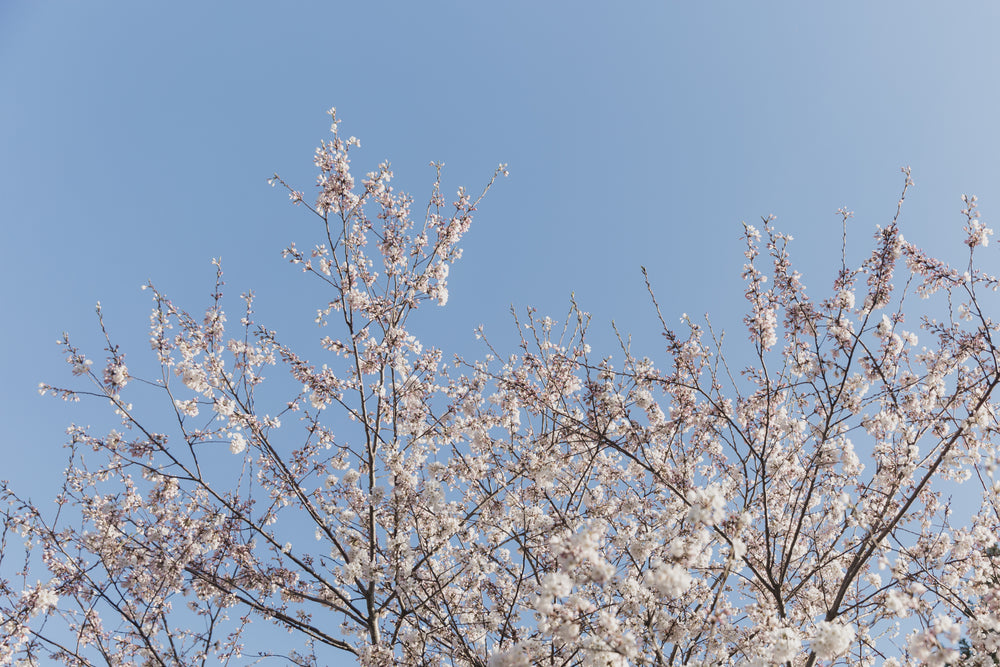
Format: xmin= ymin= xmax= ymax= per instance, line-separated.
xmin=3 ymin=2 xmax=1000 ymax=661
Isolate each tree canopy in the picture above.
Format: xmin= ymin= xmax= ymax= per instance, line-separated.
xmin=4 ymin=111 xmax=1000 ymax=667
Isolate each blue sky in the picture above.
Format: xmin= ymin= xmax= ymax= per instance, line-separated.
xmin=3 ymin=2 xmax=1000 ymax=660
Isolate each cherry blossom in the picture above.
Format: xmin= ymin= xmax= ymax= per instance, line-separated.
xmin=4 ymin=115 xmax=1000 ymax=667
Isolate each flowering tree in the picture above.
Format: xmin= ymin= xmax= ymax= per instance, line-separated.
xmin=3 ymin=110 xmax=1000 ymax=666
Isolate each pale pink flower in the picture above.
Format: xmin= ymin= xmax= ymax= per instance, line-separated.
xmin=810 ymin=620 xmax=854 ymax=660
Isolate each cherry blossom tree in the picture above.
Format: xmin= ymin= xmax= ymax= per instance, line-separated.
xmin=3 ymin=109 xmax=1000 ymax=666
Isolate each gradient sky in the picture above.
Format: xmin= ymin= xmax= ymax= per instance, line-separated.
xmin=3 ymin=3 xmax=1000 ymax=662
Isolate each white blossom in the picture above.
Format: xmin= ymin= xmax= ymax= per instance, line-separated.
xmin=810 ymin=620 xmax=854 ymax=660
xmin=229 ymin=432 xmax=247 ymax=454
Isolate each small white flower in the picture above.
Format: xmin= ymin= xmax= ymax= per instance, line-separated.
xmin=540 ymin=572 xmax=573 ymax=598
xmin=109 ymin=363 xmax=128 ymax=387
xmin=214 ymin=396 xmax=236 ymax=416
xmin=23 ymin=584 xmax=58 ymax=617
xmin=179 ymin=365 xmax=210 ymax=393
xmin=174 ymin=399 xmax=200 ymax=417
xmin=876 ymin=314 xmax=893 ymax=338
xmin=644 ymin=563 xmax=692 ymax=598
xmin=35 ymin=588 xmax=58 ymax=612
xmin=811 ymin=620 xmax=854 ymax=660
xmin=229 ymin=432 xmax=247 ymax=455
xmin=769 ymin=626 xmax=802 ymax=663
xmin=687 ymin=485 xmax=726 ymax=526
